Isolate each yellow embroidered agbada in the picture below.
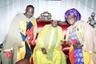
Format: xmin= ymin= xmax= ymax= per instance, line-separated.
xmin=33 ymin=24 xmax=66 ymax=64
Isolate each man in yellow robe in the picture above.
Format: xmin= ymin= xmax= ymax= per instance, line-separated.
xmin=1 ymin=5 xmax=37 ymax=64
xmin=33 ymin=20 xmax=66 ymax=64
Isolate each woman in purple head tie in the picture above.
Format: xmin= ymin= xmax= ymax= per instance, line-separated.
xmin=65 ymin=8 xmax=96 ymax=64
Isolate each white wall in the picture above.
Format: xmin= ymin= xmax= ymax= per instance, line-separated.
xmin=0 ymin=0 xmax=96 ymax=42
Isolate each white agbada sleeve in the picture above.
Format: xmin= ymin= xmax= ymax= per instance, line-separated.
xmin=3 ymin=14 xmax=24 ymax=50
xmin=81 ymin=22 xmax=96 ymax=53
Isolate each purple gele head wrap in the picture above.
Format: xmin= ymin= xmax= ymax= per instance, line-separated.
xmin=65 ymin=8 xmax=81 ymax=21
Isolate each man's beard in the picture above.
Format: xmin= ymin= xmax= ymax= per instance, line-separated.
xmin=52 ymin=24 xmax=57 ymax=27
xmin=24 ymin=13 xmax=32 ymax=18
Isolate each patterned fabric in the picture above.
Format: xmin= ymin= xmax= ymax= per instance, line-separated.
xmin=66 ymin=21 xmax=95 ymax=64
xmin=68 ymin=31 xmax=79 ymax=45
xmin=20 ymin=32 xmax=26 ymax=41
xmin=19 ymin=22 xmax=32 ymax=61
xmin=26 ymin=21 xmax=33 ymax=31
xmin=74 ymin=48 xmax=84 ymax=64
xmin=24 ymin=41 xmax=31 ymax=61
xmin=20 ymin=21 xmax=33 ymax=41
xmin=19 ymin=16 xmax=37 ymax=63
xmin=69 ymin=45 xmax=75 ymax=64
xmin=65 ymin=8 xmax=81 ymax=21
xmin=68 ymin=29 xmax=84 ymax=64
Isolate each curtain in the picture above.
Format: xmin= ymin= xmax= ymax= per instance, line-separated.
xmin=0 ymin=0 xmax=96 ymax=43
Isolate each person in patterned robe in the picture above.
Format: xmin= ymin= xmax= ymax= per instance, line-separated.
xmin=65 ymin=8 xmax=96 ymax=64
xmin=1 ymin=5 xmax=37 ymax=64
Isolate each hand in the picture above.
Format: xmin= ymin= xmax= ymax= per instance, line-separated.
xmin=30 ymin=39 xmax=36 ymax=45
xmin=61 ymin=40 xmax=66 ymax=46
xmin=25 ymin=37 xmax=30 ymax=43
xmin=41 ymin=48 xmax=47 ymax=54
xmin=77 ymin=44 xmax=83 ymax=49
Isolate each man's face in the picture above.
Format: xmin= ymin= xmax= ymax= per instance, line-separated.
xmin=26 ymin=7 xmax=34 ymax=18
xmin=51 ymin=20 xmax=58 ymax=27
xmin=67 ymin=15 xmax=76 ymax=25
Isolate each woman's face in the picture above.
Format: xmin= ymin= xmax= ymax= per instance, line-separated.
xmin=67 ymin=15 xmax=76 ymax=25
